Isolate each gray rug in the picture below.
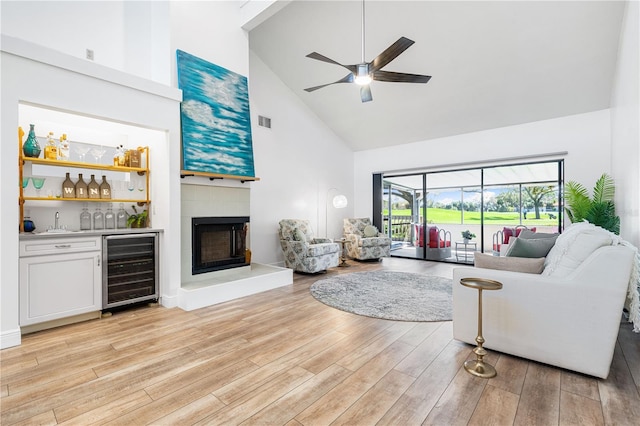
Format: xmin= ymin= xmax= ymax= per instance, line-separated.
xmin=310 ymin=271 xmax=452 ymax=322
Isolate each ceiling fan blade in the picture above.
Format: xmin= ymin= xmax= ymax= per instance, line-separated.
xmin=304 ymin=73 xmax=354 ymax=92
xmin=360 ymin=85 xmax=373 ymax=103
xmin=372 ymin=70 xmax=431 ymax=84
xmin=306 ymin=52 xmax=357 ymax=74
xmin=370 ymin=37 xmax=415 ymax=72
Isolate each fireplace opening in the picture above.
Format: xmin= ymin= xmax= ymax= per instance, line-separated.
xmin=192 ymin=216 xmax=249 ymax=275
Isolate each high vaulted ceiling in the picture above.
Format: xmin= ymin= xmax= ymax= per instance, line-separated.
xmin=248 ymin=0 xmax=626 ymax=151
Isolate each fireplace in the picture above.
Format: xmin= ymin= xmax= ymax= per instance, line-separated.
xmin=192 ymin=216 xmax=249 ymax=275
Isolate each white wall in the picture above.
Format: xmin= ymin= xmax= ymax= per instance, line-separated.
xmin=248 ymin=51 xmax=354 ymax=266
xmin=353 ymin=110 xmax=613 ymax=222
xmin=611 ymin=0 xmax=640 ymax=247
xmin=169 ymin=1 xmax=250 ymax=85
xmin=0 ymin=0 xmax=171 ymax=84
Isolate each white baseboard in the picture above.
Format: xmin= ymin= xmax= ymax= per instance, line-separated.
xmin=1 ymin=328 xmax=21 ymax=349
xmin=161 ymin=293 xmax=178 ymax=308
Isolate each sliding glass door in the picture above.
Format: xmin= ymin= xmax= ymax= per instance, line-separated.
xmin=378 ymin=159 xmax=563 ymax=264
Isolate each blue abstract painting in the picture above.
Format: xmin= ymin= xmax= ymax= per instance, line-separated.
xmin=176 ymin=50 xmax=255 ymax=177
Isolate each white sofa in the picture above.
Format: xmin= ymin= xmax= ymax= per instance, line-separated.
xmin=453 ymin=244 xmax=635 ymax=379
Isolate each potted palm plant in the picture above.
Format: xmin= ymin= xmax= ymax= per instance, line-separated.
xmin=565 ymin=173 xmax=620 ymax=235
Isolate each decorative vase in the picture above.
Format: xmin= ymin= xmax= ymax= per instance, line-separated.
xmin=22 ymin=218 xmax=36 ymax=233
xmin=22 ymin=124 xmax=41 ymax=158
xmin=463 ymin=238 xmax=471 ymax=244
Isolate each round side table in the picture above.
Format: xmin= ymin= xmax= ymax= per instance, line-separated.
xmin=459 ymin=277 xmax=503 ymax=378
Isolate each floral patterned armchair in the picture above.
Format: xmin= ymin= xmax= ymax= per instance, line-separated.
xmin=343 ymin=218 xmax=392 ymax=261
xmin=278 ymin=219 xmax=340 ymax=273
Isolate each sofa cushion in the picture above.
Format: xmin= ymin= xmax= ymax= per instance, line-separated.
xmin=505 ymin=236 xmax=557 ymax=258
xmin=474 ymin=252 xmax=545 ymax=274
xmin=306 ymin=243 xmax=339 ymax=256
xmin=363 ymin=224 xmax=379 ymax=237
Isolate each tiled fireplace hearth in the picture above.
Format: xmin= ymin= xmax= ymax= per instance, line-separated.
xmin=178 ymin=183 xmax=291 ymax=311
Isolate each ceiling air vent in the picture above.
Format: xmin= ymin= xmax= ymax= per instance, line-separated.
xmin=258 ymin=115 xmax=271 ymax=129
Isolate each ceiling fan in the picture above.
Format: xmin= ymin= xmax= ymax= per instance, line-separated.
xmin=304 ymin=0 xmax=431 ymax=103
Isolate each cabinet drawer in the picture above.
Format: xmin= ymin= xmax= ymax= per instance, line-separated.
xmin=20 ymin=237 xmax=101 ymax=257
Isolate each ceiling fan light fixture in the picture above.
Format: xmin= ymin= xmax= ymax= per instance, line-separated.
xmin=354 ymin=64 xmax=372 ymax=85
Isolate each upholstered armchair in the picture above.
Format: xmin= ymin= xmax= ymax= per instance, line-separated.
xmin=278 ymin=219 xmax=340 ymax=273
xmin=343 ymin=218 xmax=391 ymax=261
xmin=414 ymin=224 xmax=452 ymax=260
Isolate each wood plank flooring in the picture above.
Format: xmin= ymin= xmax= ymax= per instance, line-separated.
xmin=1 ymin=257 xmax=639 ymax=425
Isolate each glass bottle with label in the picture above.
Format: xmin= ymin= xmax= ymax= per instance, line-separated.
xmin=58 ymin=133 xmax=70 ymax=161
xmin=104 ymin=204 xmax=115 ymax=229
xmin=93 ymin=206 xmax=104 ymax=230
xmin=75 ymin=173 xmax=88 ymax=198
xmin=62 ymin=172 xmax=76 ymax=198
xmin=44 ymin=131 xmax=58 ymax=160
xmin=99 ymin=175 xmax=111 ymax=199
xmin=116 ymin=203 xmax=128 ymax=229
xmin=80 ymin=203 xmax=92 ymax=230
xmin=88 ymin=174 xmax=100 ymax=199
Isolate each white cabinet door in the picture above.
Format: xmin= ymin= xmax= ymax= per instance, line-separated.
xmin=19 ymin=251 xmax=101 ymax=325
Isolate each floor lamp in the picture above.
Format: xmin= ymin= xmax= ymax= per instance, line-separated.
xmin=326 ymin=188 xmax=348 ymax=238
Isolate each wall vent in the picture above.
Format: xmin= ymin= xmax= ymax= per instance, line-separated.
xmin=258 ymin=115 xmax=271 ymax=129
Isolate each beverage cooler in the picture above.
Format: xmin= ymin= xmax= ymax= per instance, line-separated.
xmin=102 ymin=233 xmax=158 ymax=309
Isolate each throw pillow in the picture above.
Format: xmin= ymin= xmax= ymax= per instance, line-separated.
xmin=543 ymin=230 xmax=612 ymax=277
xmin=505 ymin=237 xmax=557 ymax=258
xmin=519 ymin=229 xmax=559 ymax=239
xmin=363 ymin=224 xmax=379 ymax=237
xmin=474 ymin=252 xmax=545 ymax=274
xmin=502 ymin=227 xmax=514 ymax=244
xmin=293 ymin=228 xmax=307 ymax=242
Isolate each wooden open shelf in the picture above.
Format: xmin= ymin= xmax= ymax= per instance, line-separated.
xmin=180 ymin=169 xmax=260 ymax=183
xmin=22 ymin=157 xmax=146 ymax=174
xmin=19 ymin=144 xmax=151 ymax=232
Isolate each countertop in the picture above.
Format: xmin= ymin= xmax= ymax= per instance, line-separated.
xmin=19 ymin=228 xmax=164 ymax=240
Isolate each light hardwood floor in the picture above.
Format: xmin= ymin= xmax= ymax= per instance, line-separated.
xmin=1 ymin=257 xmax=639 ymax=425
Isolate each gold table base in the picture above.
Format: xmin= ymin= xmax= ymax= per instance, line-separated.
xmin=336 ymin=238 xmax=350 ymax=267
xmin=459 ymin=277 xmax=503 ymax=378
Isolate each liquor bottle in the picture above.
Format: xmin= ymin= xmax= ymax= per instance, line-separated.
xmin=93 ymin=206 xmax=104 ymax=230
xmin=44 ymin=132 xmax=58 ymax=160
xmin=99 ymin=175 xmax=111 ymax=199
xmin=104 ymin=204 xmax=115 ymax=229
xmin=80 ymin=203 xmax=92 ymax=230
xmin=116 ymin=203 xmax=128 ymax=229
xmin=113 ymin=144 xmax=125 ymax=166
xmin=62 ymin=172 xmax=76 ymax=198
xmin=22 ymin=124 xmax=41 ymax=158
xmin=88 ymin=174 xmax=100 ymax=199
xmin=75 ymin=173 xmax=88 ymax=198
xmin=58 ymin=133 xmax=70 ymax=161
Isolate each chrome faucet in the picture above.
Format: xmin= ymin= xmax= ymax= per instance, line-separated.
xmin=55 ymin=211 xmax=59 ymax=230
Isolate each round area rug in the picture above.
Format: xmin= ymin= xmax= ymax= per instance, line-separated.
xmin=310 ymin=271 xmax=452 ymax=322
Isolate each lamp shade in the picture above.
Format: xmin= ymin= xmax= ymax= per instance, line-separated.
xmin=332 ymin=194 xmax=348 ymax=209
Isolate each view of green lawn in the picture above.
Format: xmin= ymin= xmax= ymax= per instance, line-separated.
xmin=385 ymin=208 xmax=558 ymax=226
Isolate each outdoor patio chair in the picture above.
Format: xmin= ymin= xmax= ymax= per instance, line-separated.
xmin=414 ymin=224 xmax=452 ymax=260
